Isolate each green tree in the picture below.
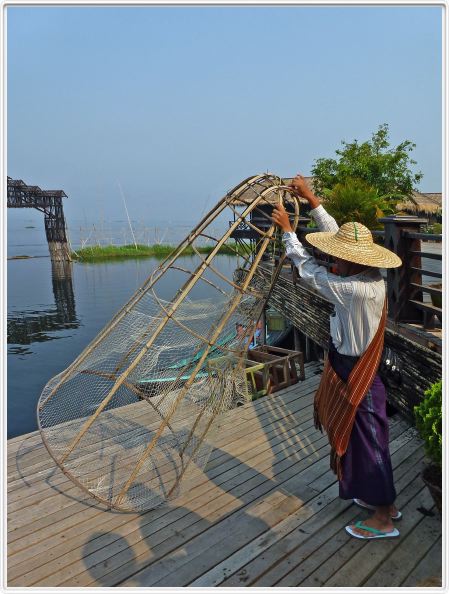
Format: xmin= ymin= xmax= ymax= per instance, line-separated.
xmin=311 ymin=124 xmax=423 ymax=208
xmin=321 ymin=179 xmax=395 ymax=229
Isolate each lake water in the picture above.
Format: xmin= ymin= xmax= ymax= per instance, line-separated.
xmin=7 ymin=215 xmax=238 ymax=439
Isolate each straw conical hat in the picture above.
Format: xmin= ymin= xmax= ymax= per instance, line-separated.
xmin=305 ymin=222 xmax=402 ymax=269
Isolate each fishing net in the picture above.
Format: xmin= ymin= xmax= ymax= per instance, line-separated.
xmin=37 ymin=174 xmax=300 ymax=511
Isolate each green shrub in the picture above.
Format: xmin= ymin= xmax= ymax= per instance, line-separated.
xmin=432 ymin=223 xmax=442 ymax=234
xmin=321 ymin=178 xmax=395 ymax=229
xmin=414 ymin=380 xmax=442 ymax=467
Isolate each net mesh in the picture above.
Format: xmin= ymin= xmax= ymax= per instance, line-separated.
xmin=37 ymin=173 xmax=299 ymax=511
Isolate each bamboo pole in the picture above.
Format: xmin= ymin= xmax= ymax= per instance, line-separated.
xmin=175 ymin=310 xmax=264 ymax=462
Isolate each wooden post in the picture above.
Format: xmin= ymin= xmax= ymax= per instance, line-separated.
xmin=305 ymin=335 xmax=311 ymax=362
xmin=261 ymin=308 xmax=267 ymax=346
xmin=378 ymin=215 xmax=427 ymax=324
xmin=293 ymin=325 xmax=301 ymax=352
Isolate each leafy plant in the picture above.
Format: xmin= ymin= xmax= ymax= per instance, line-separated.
xmin=414 ymin=380 xmax=442 ymax=467
xmin=320 ymin=178 xmax=394 ymax=229
xmin=425 ymin=222 xmax=442 ymax=235
xmin=311 ymin=124 xmax=423 ymax=211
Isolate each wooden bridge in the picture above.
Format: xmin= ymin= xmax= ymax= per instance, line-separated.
xmin=7 ymin=361 xmax=441 ymax=587
xmin=7 ymin=176 xmax=70 ymax=261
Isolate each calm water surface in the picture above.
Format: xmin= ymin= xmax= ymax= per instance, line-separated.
xmin=7 ymin=219 xmax=238 ymax=438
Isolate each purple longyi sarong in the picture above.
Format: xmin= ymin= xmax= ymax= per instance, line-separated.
xmin=328 ymin=341 xmax=397 ymax=507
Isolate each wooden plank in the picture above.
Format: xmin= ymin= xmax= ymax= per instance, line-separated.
xmin=8 ymin=407 xmax=313 ymax=513
xmin=8 ymin=369 xmax=321 ymax=474
xmin=118 ymin=485 xmax=340 ymax=588
xmin=363 ymin=506 xmax=441 ymax=586
xmin=409 ymin=267 xmax=442 ymax=279
xmin=409 ymin=299 xmax=441 ymax=315
xmin=45 ymin=436 xmax=326 ymax=589
xmin=10 ymin=402 xmax=318 ymax=547
xmin=9 ymin=371 xmax=321 ymax=485
xmin=53 ymin=440 xmax=329 ymax=589
xmin=201 ymin=435 xmax=425 ymax=587
xmin=8 ymin=385 xmax=319 ymax=520
xmin=7 ymin=394 xmax=327 ymax=576
xmin=8 ymin=414 xmax=322 ymax=556
xmin=321 ymin=486 xmax=436 ymax=587
xmin=8 ymin=398 xmax=316 ymax=536
xmin=410 ymin=250 xmax=441 ymax=260
xmin=401 ymin=536 xmax=442 ymax=586
xmin=410 ymin=282 xmax=442 ymax=296
xmin=103 ymin=427 xmax=419 ymax=588
xmin=11 ymin=435 xmax=330 ymax=587
xmin=7 ymin=361 xmax=321 ymax=459
xmin=8 ymin=413 xmax=323 ymax=565
xmin=7 ymin=376 xmax=320 ymax=495
xmin=192 ymin=487 xmax=349 ymax=588
xmin=275 ymin=473 xmax=432 ymax=587
xmin=178 ymin=434 xmax=428 ymax=586
xmin=8 ymin=367 xmax=439 ymax=589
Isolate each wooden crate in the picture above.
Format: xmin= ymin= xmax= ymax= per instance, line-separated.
xmin=246 ymin=345 xmax=305 ymax=397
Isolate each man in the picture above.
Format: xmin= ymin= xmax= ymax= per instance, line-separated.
xmin=272 ymin=174 xmax=402 ymax=540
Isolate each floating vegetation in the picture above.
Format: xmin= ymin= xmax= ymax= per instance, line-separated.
xmin=71 ymin=243 xmax=246 ymax=261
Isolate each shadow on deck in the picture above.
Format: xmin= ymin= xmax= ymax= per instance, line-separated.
xmin=7 ymin=361 xmax=442 ymax=587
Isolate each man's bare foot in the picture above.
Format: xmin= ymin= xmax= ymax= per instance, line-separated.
xmin=348 ymin=512 xmax=395 ymax=537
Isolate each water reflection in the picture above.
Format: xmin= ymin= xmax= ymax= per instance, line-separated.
xmin=7 ymin=260 xmax=79 ymax=351
xmin=7 ymin=255 xmax=239 ymax=439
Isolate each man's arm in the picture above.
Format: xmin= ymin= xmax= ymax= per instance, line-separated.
xmin=271 ymin=201 xmax=352 ymax=306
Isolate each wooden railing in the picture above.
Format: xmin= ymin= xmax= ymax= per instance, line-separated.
xmin=401 ymin=230 xmax=442 ymax=329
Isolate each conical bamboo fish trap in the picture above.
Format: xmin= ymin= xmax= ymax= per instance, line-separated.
xmin=37 ymin=174 xmax=300 ymax=511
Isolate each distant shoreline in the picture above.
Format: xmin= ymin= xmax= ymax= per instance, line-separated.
xmin=8 ymin=240 xmax=441 ymax=262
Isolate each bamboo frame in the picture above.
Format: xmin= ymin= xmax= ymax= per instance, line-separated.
xmin=113 ymin=186 xmax=292 ymax=507
xmin=58 ymin=189 xmax=276 ymax=466
xmin=38 ymin=174 xmax=301 ymax=512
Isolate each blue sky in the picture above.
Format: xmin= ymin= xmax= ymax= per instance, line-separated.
xmin=7 ymin=5 xmax=442 ymax=225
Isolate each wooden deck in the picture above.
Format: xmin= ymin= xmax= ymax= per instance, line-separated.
xmin=7 ymin=361 xmax=442 ymax=587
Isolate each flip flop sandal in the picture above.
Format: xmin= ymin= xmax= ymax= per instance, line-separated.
xmin=345 ymin=521 xmax=400 ymax=540
xmin=353 ymin=498 xmax=402 ymax=521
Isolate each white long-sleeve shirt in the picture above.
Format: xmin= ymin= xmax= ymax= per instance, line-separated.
xmin=283 ymin=205 xmax=385 ymax=356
